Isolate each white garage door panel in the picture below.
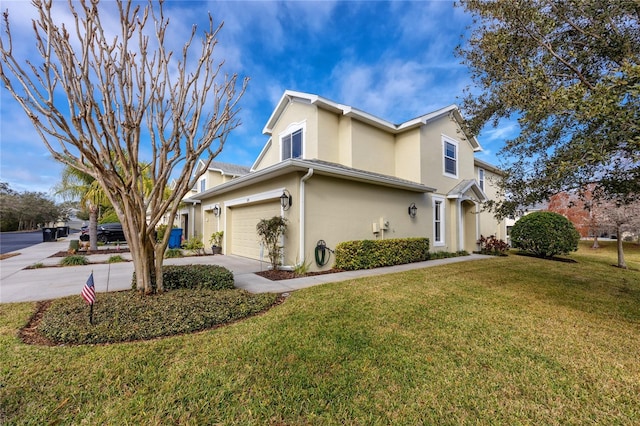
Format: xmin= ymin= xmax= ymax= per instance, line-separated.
xmin=231 ymin=202 xmax=281 ymax=260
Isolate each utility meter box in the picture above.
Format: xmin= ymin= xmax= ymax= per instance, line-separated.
xmin=379 ymin=217 xmax=389 ymax=230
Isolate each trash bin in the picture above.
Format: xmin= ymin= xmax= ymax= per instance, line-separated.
xmin=168 ymin=228 xmax=183 ymax=249
xmin=57 ymin=226 xmax=69 ymax=237
xmin=42 ymin=227 xmax=58 ymax=242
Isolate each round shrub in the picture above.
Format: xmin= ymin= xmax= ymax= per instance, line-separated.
xmin=510 ymin=211 xmax=580 ymax=258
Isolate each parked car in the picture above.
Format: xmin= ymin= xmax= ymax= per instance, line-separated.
xmin=81 ymin=222 xmax=126 ymax=244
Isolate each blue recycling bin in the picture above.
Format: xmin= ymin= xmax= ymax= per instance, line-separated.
xmin=168 ymin=228 xmax=183 ymax=249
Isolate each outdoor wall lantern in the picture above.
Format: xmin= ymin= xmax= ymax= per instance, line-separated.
xmin=408 ymin=202 xmax=418 ymax=218
xmin=212 ymin=204 xmax=221 ymax=217
xmin=280 ymin=189 xmax=292 ymax=211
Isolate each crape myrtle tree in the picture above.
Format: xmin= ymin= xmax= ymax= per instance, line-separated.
xmin=0 ymin=0 xmax=248 ymax=293
xmin=456 ymin=0 xmax=639 ymax=269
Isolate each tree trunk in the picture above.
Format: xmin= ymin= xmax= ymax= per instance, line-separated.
xmin=89 ymin=205 xmax=98 ymax=251
xmin=130 ymin=232 xmax=157 ymax=294
xmin=128 ymin=222 xmax=167 ymax=294
xmin=616 ymin=225 xmax=627 ymax=269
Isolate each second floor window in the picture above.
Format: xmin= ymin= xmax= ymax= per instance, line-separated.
xmin=443 ymin=138 xmax=457 ymax=177
xmin=282 ymin=128 xmax=303 ymax=160
xmin=478 ymin=168 xmax=485 ymax=191
xmin=200 ymin=179 xmax=206 ymax=193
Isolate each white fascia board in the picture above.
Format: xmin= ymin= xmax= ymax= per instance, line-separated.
xmin=263 ymin=90 xmax=317 ymax=135
xmin=474 ymin=158 xmax=503 ymax=175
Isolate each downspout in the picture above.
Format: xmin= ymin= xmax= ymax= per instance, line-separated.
xmin=457 ymin=199 xmax=463 ymax=251
xmin=191 ymin=201 xmax=197 ymax=239
xmin=299 ymin=168 xmax=314 ymax=263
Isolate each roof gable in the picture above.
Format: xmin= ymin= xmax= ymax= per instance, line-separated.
xmin=447 ymin=179 xmax=488 ymax=203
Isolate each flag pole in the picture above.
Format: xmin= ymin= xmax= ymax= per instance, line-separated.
xmin=89 ymin=269 xmax=94 ymax=325
xmin=82 ymin=270 xmax=96 ymax=325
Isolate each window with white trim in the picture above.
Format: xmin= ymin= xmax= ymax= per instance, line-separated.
xmin=443 ymin=137 xmax=458 ymax=178
xmin=200 ymin=179 xmax=206 ymax=193
xmin=282 ymin=128 xmax=303 ymax=160
xmin=478 ymin=168 xmax=485 ymax=191
xmin=433 ymin=197 xmax=445 ymax=246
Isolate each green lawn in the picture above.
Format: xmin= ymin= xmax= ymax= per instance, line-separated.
xmin=1 ymin=242 xmax=639 ymax=424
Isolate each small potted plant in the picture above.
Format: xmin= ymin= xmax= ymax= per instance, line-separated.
xmin=209 ymin=231 xmax=224 ymax=255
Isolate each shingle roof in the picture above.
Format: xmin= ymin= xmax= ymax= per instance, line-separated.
xmin=208 ymin=161 xmax=250 ymax=176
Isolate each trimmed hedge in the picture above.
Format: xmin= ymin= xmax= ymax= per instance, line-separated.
xmin=511 ymin=211 xmax=580 ymax=258
xmin=132 ymin=264 xmax=234 ymax=291
xmin=335 ymin=238 xmax=430 ymax=271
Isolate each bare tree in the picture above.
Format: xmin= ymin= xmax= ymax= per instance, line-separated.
xmin=0 ymin=0 xmax=247 ymax=293
xmin=591 ymin=200 xmax=640 ymax=269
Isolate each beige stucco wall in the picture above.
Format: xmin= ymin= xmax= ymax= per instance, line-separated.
xmin=316 ymin=108 xmax=340 ymax=162
xmin=476 ymin=167 xmax=507 ymax=241
xmin=255 ymin=100 xmax=318 ymax=170
xmin=338 ymin=116 xmax=353 ymax=166
xmin=394 ymin=128 xmax=421 ymax=183
xmin=350 ymin=121 xmax=395 ymax=176
xmin=303 ymin=174 xmax=430 ymax=271
xmin=420 ymin=115 xmax=477 ymax=193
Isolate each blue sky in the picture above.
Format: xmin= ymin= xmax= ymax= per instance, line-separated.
xmin=0 ymin=0 xmax=514 ymax=196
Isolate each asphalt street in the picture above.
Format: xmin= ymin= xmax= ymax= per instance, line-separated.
xmin=0 ymin=231 xmax=45 ymax=254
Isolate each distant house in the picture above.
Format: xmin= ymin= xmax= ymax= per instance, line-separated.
xmin=174 ymin=161 xmax=250 ymax=237
xmin=184 ymin=90 xmax=506 ymax=271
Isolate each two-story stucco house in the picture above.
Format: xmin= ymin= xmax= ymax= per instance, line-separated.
xmin=186 ymin=90 xmax=506 ymax=271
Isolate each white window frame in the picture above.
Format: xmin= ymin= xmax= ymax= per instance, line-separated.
xmin=478 ymin=168 xmax=485 ymax=191
xmin=280 ymin=121 xmax=306 ymax=161
xmin=199 ymin=179 xmax=206 ymax=193
xmin=442 ymin=135 xmax=458 ymax=178
xmin=432 ymin=195 xmax=445 ymax=246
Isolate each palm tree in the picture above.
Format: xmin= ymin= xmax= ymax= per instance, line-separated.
xmin=55 ymin=166 xmax=108 ymax=251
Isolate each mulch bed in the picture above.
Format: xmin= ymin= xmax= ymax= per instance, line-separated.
xmin=256 ymin=268 xmax=345 ymax=281
xmin=49 ymin=248 xmax=130 ymax=258
xmin=18 ymin=301 xmax=56 ymax=346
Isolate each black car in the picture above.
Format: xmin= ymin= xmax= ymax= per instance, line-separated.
xmin=80 ymin=223 xmax=126 ymax=244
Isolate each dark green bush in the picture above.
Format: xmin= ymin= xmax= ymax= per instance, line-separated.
xmin=429 ymin=250 xmax=470 ymax=260
xmin=131 ymin=264 xmax=234 ymax=291
xmin=335 ymin=238 xmax=430 ymax=270
xmin=164 ymin=248 xmax=184 ymax=258
xmin=510 ymin=211 xmax=580 ymax=258
xmin=37 ymin=289 xmax=279 ymax=345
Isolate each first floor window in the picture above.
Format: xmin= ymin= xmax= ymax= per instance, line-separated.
xmin=434 ymin=199 xmax=443 ymax=244
xmin=282 ymin=128 xmax=303 ymax=160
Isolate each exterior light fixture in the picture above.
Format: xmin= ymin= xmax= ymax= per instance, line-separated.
xmin=408 ymin=202 xmax=418 ymax=218
xmin=212 ymin=205 xmax=220 ymax=217
xmin=280 ymin=189 xmax=292 ymax=211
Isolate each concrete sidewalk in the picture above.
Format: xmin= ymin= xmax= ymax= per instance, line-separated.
xmin=0 ymin=232 xmax=491 ymax=303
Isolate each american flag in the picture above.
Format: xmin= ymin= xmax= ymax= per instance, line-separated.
xmin=81 ymin=273 xmax=96 ymax=305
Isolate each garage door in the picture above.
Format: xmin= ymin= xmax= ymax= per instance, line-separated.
xmin=230 ymin=201 xmax=281 ymax=260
